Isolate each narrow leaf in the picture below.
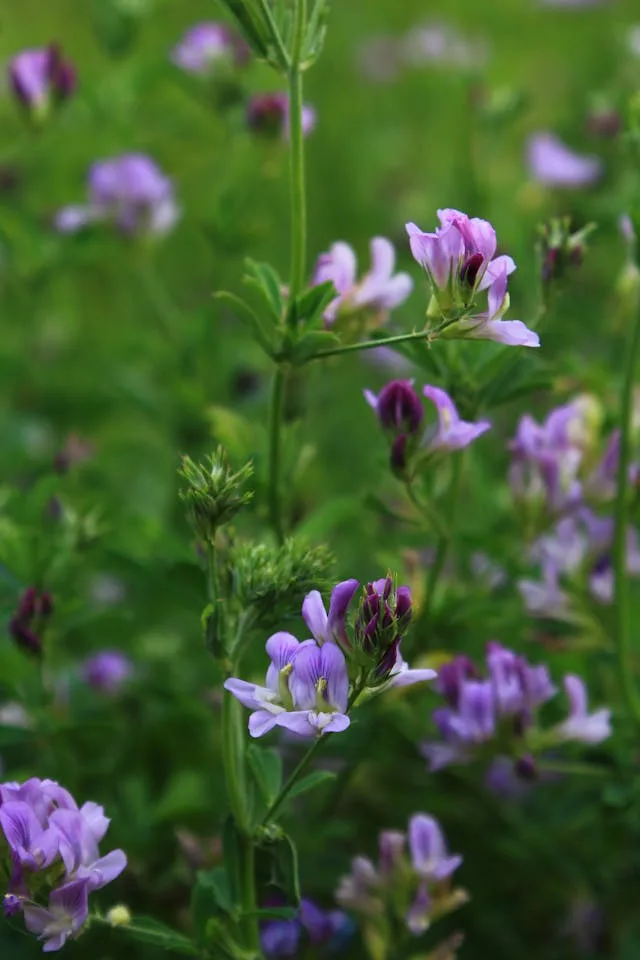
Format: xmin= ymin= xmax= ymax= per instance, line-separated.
xmin=123 ymin=917 xmax=199 ymax=955
xmin=290 ymin=331 xmax=340 ymax=365
xmin=214 ymin=290 xmax=274 ymax=357
xmin=286 ymin=769 xmax=337 ymax=801
xmin=247 ymin=745 xmax=283 ymax=807
xmin=244 ymin=259 xmax=285 ymax=325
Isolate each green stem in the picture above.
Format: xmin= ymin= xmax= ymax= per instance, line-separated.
xmin=288 ymin=0 xmax=307 ymax=303
xmin=613 ymin=294 xmax=640 ymax=726
xmin=261 ymin=736 xmax=323 ymax=825
xmin=310 ymin=328 xmax=437 ymax=362
xmin=405 ymin=482 xmax=450 ymax=540
xmin=536 ymin=759 xmax=610 ymax=778
xmin=239 ymin=833 xmax=260 ymax=955
xmin=137 ymin=259 xmax=182 ymax=345
xmin=415 ymin=456 xmax=464 ymax=639
xmin=267 ymin=367 xmax=286 ymax=543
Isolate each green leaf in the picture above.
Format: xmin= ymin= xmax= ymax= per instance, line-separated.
xmin=244 ymin=259 xmax=285 ymax=325
xmin=290 ymin=331 xmax=340 ymax=365
xmin=289 ymin=281 xmax=336 ymax=328
xmin=263 ymin=831 xmax=301 ymax=906
xmin=295 ymin=497 xmax=363 ymax=541
xmin=286 ymin=769 xmax=337 ymax=801
xmin=122 ymin=917 xmax=199 ymax=955
xmin=247 ymin=744 xmax=283 ymax=808
xmin=191 ymin=867 xmax=233 ymax=943
xmin=214 ymin=290 xmax=274 ymax=357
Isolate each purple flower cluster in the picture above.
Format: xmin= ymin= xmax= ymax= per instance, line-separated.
xmin=0 ymin=778 xmax=126 ymax=952
xmin=365 ymin=379 xmax=490 ymax=475
xmin=312 ymin=237 xmax=413 ymax=328
xmin=8 ymin=45 xmax=75 ymax=116
xmin=422 ymin=643 xmax=610 ymax=771
xmin=336 ymin=813 xmax=465 ymax=936
xmin=171 ymin=22 xmax=249 ymax=75
xmin=406 ymin=208 xmax=539 ymax=348
xmin=55 ymin=154 xmax=180 ymax=239
xmin=81 ymin=651 xmax=134 ymax=695
xmin=224 ymin=578 xmax=435 ymax=739
xmin=9 ymin=588 xmax=53 ymax=658
xmin=261 ymin=898 xmax=350 ymax=957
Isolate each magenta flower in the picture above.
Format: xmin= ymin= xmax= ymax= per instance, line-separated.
xmin=171 ymin=22 xmax=249 ymax=74
xmin=556 ymin=676 xmax=611 ymax=744
xmin=247 ymin=92 xmax=316 ymax=139
xmin=526 ymin=133 xmax=602 ymax=187
xmin=8 ymin=45 xmax=75 ymax=115
xmin=81 ymin=650 xmax=133 ymax=694
xmin=312 ymin=237 xmax=413 ymax=326
xmin=422 ymin=385 xmax=491 ymax=453
xmin=55 ymin=154 xmax=179 ymax=238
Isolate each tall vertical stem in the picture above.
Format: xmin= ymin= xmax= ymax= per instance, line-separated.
xmin=613 ymin=297 xmax=640 ymax=726
xmin=266 ymin=0 xmax=308 ymax=544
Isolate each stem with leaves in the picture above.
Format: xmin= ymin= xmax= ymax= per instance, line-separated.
xmin=613 ymin=293 xmax=640 ymax=727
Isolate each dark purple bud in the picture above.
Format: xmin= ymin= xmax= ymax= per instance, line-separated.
xmin=17 ymin=586 xmax=37 ymax=621
xmin=395 ymin=585 xmax=412 ymax=622
xmin=376 ymin=380 xmax=423 ymax=434
xmin=375 ymin=637 xmax=400 ymax=679
xmin=542 ymin=248 xmax=558 ymax=284
xmin=381 ymin=601 xmax=394 ymax=630
xmin=247 ymin=92 xmax=288 ymax=137
xmin=390 ymin=434 xmax=408 ymax=475
xmin=9 ymin=618 xmax=42 ymax=657
xmin=587 ymin=109 xmax=621 ymax=140
xmin=460 ymin=252 xmax=485 ymax=288
xmin=39 ymin=592 xmax=54 ymax=618
xmin=514 ymin=754 xmax=537 ymax=781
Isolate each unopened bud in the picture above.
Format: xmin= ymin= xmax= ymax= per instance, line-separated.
xmin=107 ymin=904 xmax=132 ymax=927
xmin=179 ymin=447 xmax=253 ymax=542
xmin=376 ymin=380 xmax=424 ymax=435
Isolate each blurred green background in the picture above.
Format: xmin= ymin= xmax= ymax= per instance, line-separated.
xmin=0 ymin=0 xmax=640 ymax=957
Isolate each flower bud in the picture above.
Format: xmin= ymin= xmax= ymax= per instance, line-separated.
xmin=179 ymin=447 xmax=253 ymax=543
xmin=107 ymin=904 xmax=132 ymax=927
xmin=9 ymin=44 xmax=76 ymax=119
xmin=375 ymin=380 xmax=424 ymax=435
xmin=354 ymin=578 xmax=413 ymax=674
xmin=390 ymin=434 xmax=409 ymax=476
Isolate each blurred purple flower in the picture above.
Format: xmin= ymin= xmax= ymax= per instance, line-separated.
xmin=247 ymin=92 xmax=316 ymax=139
xmin=23 ymin=879 xmax=89 ymax=952
xmin=526 ymin=133 xmax=602 ymax=187
xmin=8 ymin=45 xmax=75 ymax=115
xmin=408 ymin=814 xmax=462 ymax=881
xmin=81 ymin=651 xmax=133 ymax=694
xmin=8 ymin=587 xmax=53 ymax=658
xmin=402 ymin=21 xmax=488 ymax=69
xmin=261 ymin=899 xmax=350 ymax=957
xmin=55 ymin=154 xmax=179 ymax=238
xmin=171 ymin=22 xmax=249 ymax=74
xmin=312 ymin=237 xmax=413 ymax=326
xmin=556 ymin=676 xmax=611 ymax=744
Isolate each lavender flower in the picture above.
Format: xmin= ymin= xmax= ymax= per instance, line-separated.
xmin=556 ymin=676 xmax=611 ymax=743
xmin=81 ymin=651 xmax=134 ymax=694
xmin=225 ymin=580 xmax=434 ymax=737
xmin=8 ymin=45 xmax=75 ymax=116
xmin=261 ymin=899 xmax=350 ymax=957
xmin=55 ymin=154 xmax=179 ymax=238
xmin=406 ymin=209 xmax=538 ymax=348
xmin=171 ymin=22 xmax=249 ymax=74
xmin=0 ymin=778 xmax=125 ymax=951
xmin=422 ymin=386 xmax=491 ymax=453
xmin=247 ymin=93 xmax=316 ymax=139
xmin=526 ymin=133 xmax=602 ymax=188
xmin=337 ymin=813 xmax=465 ymax=938
xmin=423 ymin=643 xmax=606 ymax=771
xmin=312 ymin=237 xmax=413 ymax=327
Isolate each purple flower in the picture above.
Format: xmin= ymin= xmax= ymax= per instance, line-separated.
xmin=312 ymin=237 xmax=413 ymax=326
xmin=408 ymin=814 xmax=462 ymax=882
xmin=301 ymin=579 xmax=360 ymax=649
xmin=261 ymin=899 xmax=350 ymax=957
xmin=363 ymin=380 xmax=424 ymax=435
xmin=451 ymin=262 xmax=540 ymax=347
xmin=556 ymin=676 xmax=611 ymax=744
xmin=171 ymin=22 xmax=249 ymax=74
xmin=247 ymin=92 xmax=316 ymax=139
xmin=81 ymin=651 xmax=133 ymax=694
xmin=526 ymin=133 xmax=602 ymax=188
xmin=224 ymin=632 xmax=351 ymax=739
xmin=8 ymin=45 xmax=75 ymax=115
xmin=422 ymin=385 xmax=491 ymax=453
xmin=55 ymin=154 xmax=179 ymax=238
xmin=0 ymin=801 xmax=59 ymax=872
xmin=23 ymin=879 xmax=89 ymax=952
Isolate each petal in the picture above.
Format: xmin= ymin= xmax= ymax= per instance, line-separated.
xmin=369 ymin=236 xmax=396 ymax=280
xmin=77 ymin=849 xmax=127 ymax=891
xmin=389 ymin=664 xmax=437 ymax=687
xmin=527 ymin=132 xmax=602 ymax=188
xmin=477 ymin=254 xmax=517 ymax=292
xmin=328 ymin=242 xmax=357 ymax=293
xmin=423 ymin=384 xmax=460 ymax=436
xmin=301 ymin=592 xmax=328 ymax=643
xmin=467 ymin=318 xmax=540 ymax=348
xmin=487 ymin=264 xmax=509 ymax=321
xmin=23 ymin=905 xmax=53 ymax=937
xmin=376 ymin=273 xmax=414 ymax=309
xmin=50 ymin=879 xmax=89 ymax=928
xmin=248 ymin=710 xmax=282 ymax=738
xmin=0 ymin=801 xmax=40 ymax=855
xmin=408 ymin=814 xmax=447 ymax=873
xmin=275 ymin=711 xmax=317 ymax=737
xmin=80 ymin=802 xmax=109 ymax=843
xmin=564 ymin=675 xmax=587 ymax=717
xmin=316 ymin=712 xmax=350 ymax=734
xmin=326 ymin=579 xmax=359 ymax=645
xmin=319 ymin=643 xmax=350 ymax=711
xmin=265 ymin=632 xmax=302 ymax=689
xmin=363 ymin=388 xmax=379 ymax=412
xmin=223 ymin=678 xmax=271 ymax=711
xmin=459 ymin=217 xmax=497 ymax=260
xmin=54 ymin=205 xmax=98 ymax=233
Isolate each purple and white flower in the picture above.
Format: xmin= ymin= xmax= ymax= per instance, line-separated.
xmin=312 ymin=237 xmax=413 ymax=326
xmin=556 ymin=676 xmax=611 ymax=744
